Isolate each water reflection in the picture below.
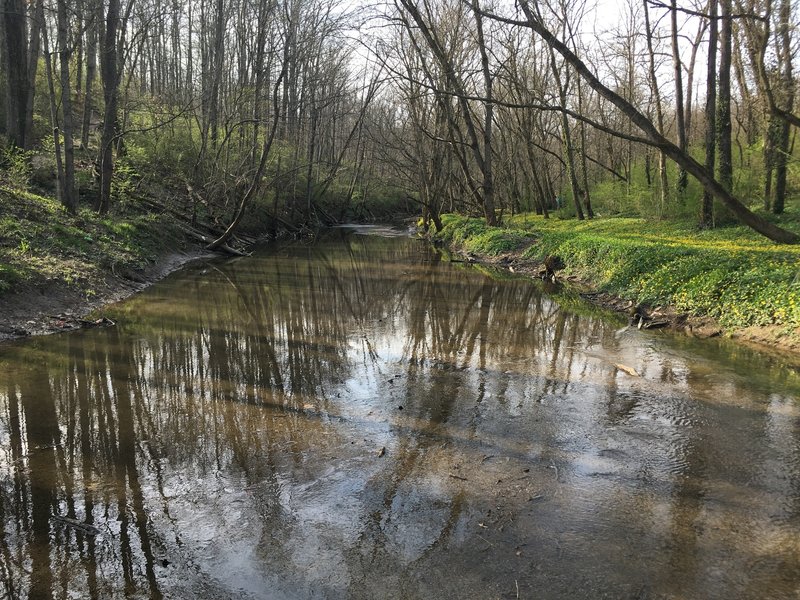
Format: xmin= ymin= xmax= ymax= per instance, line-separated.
xmin=0 ymin=227 xmax=798 ymax=599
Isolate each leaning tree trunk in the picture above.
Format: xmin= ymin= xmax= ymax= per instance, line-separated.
xmin=517 ymin=0 xmax=799 ymax=244
xmin=206 ymin=35 xmax=289 ymax=250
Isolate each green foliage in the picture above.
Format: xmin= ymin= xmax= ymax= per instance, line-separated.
xmin=0 ymin=184 xmax=181 ymax=298
xmin=437 ymin=215 xmax=532 ymax=255
xmin=442 ymin=213 xmax=800 ymax=331
xmin=0 ymin=262 xmax=24 ymax=293
xmin=0 ymin=146 xmax=32 ymax=188
xmin=112 ymin=154 xmax=142 ymax=205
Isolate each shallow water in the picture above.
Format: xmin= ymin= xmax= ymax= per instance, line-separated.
xmin=0 ymin=226 xmax=799 ymax=599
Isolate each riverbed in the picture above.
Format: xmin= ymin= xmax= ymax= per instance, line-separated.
xmin=0 ymin=226 xmax=798 ymax=599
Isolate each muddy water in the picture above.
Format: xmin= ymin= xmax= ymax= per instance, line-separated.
xmin=0 ymin=227 xmax=799 ymax=599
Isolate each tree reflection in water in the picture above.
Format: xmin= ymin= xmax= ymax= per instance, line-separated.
xmin=0 ymin=227 xmax=798 ymax=599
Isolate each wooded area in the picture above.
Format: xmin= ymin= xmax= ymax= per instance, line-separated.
xmin=0 ymin=0 xmax=798 ymax=242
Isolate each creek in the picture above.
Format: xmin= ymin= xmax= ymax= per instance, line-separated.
xmin=0 ymin=225 xmax=798 ymax=599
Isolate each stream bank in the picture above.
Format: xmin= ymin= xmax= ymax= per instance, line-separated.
xmin=432 ymin=214 xmax=800 ymax=364
xmin=0 ymin=184 xmax=241 ymax=341
xmin=2 ymin=227 xmax=799 ymax=599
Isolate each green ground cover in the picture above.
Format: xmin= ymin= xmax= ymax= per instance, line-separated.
xmin=0 ymin=184 xmax=179 ymax=297
xmin=436 ymin=213 xmax=800 ymax=331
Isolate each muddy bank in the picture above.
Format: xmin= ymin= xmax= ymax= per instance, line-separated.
xmin=447 ymin=245 xmax=800 ymax=366
xmin=0 ymin=247 xmax=211 ymax=341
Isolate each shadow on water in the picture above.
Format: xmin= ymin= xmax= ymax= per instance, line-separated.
xmin=0 ymin=225 xmax=799 ymax=598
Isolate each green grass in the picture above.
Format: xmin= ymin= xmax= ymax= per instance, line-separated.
xmin=0 ymin=184 xmax=181 ymax=296
xmin=435 ymin=215 xmax=533 ymax=255
xmin=436 ymin=213 xmax=800 ymax=331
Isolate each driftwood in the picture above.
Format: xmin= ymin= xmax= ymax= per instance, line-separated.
xmin=52 ymin=515 xmax=102 ymax=536
xmin=175 ymin=224 xmax=249 ymax=257
xmin=78 ymin=317 xmax=116 ymax=328
xmin=614 ymin=363 xmax=640 ymax=377
xmin=134 ymin=194 xmax=224 ymax=238
xmin=46 ymin=315 xmax=115 ymax=332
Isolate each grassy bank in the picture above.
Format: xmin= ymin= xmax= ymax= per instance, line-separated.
xmin=0 ymin=182 xmax=201 ymax=339
xmin=0 ymin=185 xmax=183 ymax=297
xmin=435 ymin=213 xmax=800 ymax=343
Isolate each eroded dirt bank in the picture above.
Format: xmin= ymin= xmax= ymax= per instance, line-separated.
xmin=0 ymin=248 xmax=210 ymax=341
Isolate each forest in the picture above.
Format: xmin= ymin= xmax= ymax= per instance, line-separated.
xmin=3 ymin=2 xmax=800 ymax=595
xmin=0 ymin=0 xmax=798 ymax=240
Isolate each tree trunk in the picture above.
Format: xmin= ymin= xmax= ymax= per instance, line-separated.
xmin=209 ymin=0 xmax=224 ymax=147
xmin=548 ymin=46 xmax=583 ymax=220
xmin=42 ymin=29 xmax=66 ymax=206
xmin=81 ymin=0 xmax=98 ymax=149
xmin=472 ymin=0 xmax=496 ymax=225
xmin=206 ymin=29 xmax=289 ymax=250
xmin=670 ymin=0 xmax=688 ymax=196
xmin=683 ymin=18 xmax=707 ymax=144
xmin=57 ymin=0 xmax=78 ymax=212
xmin=96 ymin=0 xmax=120 ymax=214
xmin=24 ymin=0 xmax=44 ymax=150
xmin=732 ymin=31 xmax=755 ymax=146
xmin=398 ymin=0 xmax=495 ymax=224
xmin=701 ymin=0 xmax=718 ymax=228
xmin=577 ymin=78 xmax=593 ymax=218
xmin=644 ymin=0 xmax=668 ymax=212
xmin=3 ymin=0 xmax=28 ymax=148
xmin=764 ymin=116 xmax=777 ymax=210
xmin=717 ymin=0 xmax=733 ymax=192
xmin=773 ymin=0 xmax=794 ymax=214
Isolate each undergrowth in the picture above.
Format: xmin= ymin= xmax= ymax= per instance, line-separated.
xmin=0 ymin=184 xmax=181 ymax=296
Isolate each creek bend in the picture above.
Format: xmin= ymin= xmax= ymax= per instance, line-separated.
xmin=0 ymin=226 xmax=799 ymax=599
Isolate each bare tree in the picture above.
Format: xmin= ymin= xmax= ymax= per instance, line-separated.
xmin=95 ymin=0 xmax=120 ymax=214
xmin=509 ymin=0 xmax=798 ymax=243
xmin=717 ymin=0 xmax=733 ymax=192
xmin=2 ymin=0 xmax=30 ymax=147
xmin=57 ymin=0 xmax=78 ymax=211
xmin=670 ymin=0 xmax=688 ymax=195
xmin=643 ymin=0 xmax=668 ymax=210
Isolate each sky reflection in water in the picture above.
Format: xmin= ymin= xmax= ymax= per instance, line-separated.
xmin=0 ymin=226 xmax=798 ymax=599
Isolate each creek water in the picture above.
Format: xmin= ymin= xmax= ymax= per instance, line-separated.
xmin=0 ymin=226 xmax=799 ymax=599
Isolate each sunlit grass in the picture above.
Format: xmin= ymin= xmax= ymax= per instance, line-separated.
xmin=437 ymin=213 xmax=800 ymax=331
xmin=0 ymin=184 xmax=180 ymax=296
